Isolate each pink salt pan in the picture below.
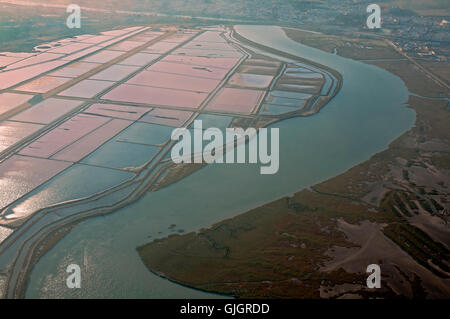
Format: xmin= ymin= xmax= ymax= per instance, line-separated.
xmin=101 ymin=29 xmax=131 ymax=36
xmin=0 ymin=121 xmax=44 ymax=153
xmin=102 ymin=84 xmax=207 ymax=109
xmin=205 ymin=88 xmax=264 ymax=114
xmin=147 ymin=61 xmax=228 ymax=80
xmin=183 ymin=42 xmax=236 ymax=51
xmin=81 ymin=50 xmax=124 ymax=63
xmin=0 ymin=155 xmax=71 ymax=211
xmin=52 ymin=118 xmax=132 ymax=162
xmin=83 ymin=103 xmax=151 ymax=120
xmin=59 ymin=79 xmax=115 ymax=98
xmin=140 ymin=31 xmax=165 ymax=37
xmin=162 ymin=55 xmax=239 ymax=69
xmin=129 ymin=35 xmax=160 ymax=42
xmin=11 ymin=98 xmax=83 ymax=124
xmin=49 ymin=61 xmax=101 ymax=78
xmin=192 ymin=32 xmax=227 ymax=43
xmin=140 ymin=108 xmax=193 ymax=127
xmin=0 ymin=56 xmax=22 ymax=67
xmin=118 ymin=53 xmax=160 ymax=66
xmin=19 ymin=114 xmax=110 ymax=158
xmin=3 ymin=52 xmax=63 ymax=71
xmin=47 ymin=42 xmax=92 ymax=54
xmin=17 ymin=76 xmax=70 ymax=93
xmin=162 ymin=33 xmax=196 ymax=43
xmin=0 ymin=60 xmax=69 ymax=90
xmin=81 ymin=35 xmax=115 ymax=44
xmin=173 ymin=48 xmax=242 ymax=58
xmin=97 ymin=28 xmax=150 ymax=47
xmin=0 ymin=93 xmax=34 ymax=118
xmin=228 ymin=73 xmax=274 ymax=89
xmin=127 ymin=71 xmax=220 ymax=93
xmin=89 ymin=65 xmax=140 ymax=81
xmin=61 ymin=46 xmax=103 ymax=61
xmin=108 ymin=40 xmax=145 ymax=52
xmin=142 ymin=41 xmax=180 ymax=54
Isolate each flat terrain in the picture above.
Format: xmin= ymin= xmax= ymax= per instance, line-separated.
xmin=0 ymin=24 xmax=340 ymax=298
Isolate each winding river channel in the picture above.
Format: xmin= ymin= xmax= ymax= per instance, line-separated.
xmin=25 ymin=25 xmax=415 ymax=298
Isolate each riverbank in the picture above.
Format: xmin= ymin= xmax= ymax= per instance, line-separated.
xmin=137 ymin=27 xmax=449 ymax=298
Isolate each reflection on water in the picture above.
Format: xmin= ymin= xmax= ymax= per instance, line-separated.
xmin=10 ymin=165 xmax=133 ymax=218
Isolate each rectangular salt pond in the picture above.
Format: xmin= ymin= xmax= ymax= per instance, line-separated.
xmin=0 ymin=155 xmax=71 ymax=212
xmin=147 ymin=61 xmax=228 ymax=80
xmin=269 ymin=90 xmax=312 ymax=100
xmin=142 ymin=41 xmax=180 ymax=54
xmin=245 ymin=59 xmax=281 ymax=68
xmin=115 ymin=122 xmax=174 ymax=145
xmin=52 ymin=119 xmax=132 ymax=162
xmin=264 ymin=96 xmax=307 ymax=107
xmin=183 ymin=42 xmax=237 ymax=51
xmin=129 ymin=35 xmax=160 ymax=42
xmin=11 ymin=98 xmax=83 ymax=124
xmin=108 ymin=41 xmax=145 ymax=52
xmin=0 ymin=56 xmax=22 ymax=67
xmin=3 ymin=52 xmax=63 ymax=71
xmin=285 ymin=66 xmax=315 ymax=73
xmin=172 ymin=48 xmax=242 ymax=58
xmin=19 ymin=114 xmax=110 ymax=158
xmin=0 ymin=121 xmax=43 ymax=153
xmin=139 ymin=108 xmax=193 ymax=127
xmin=0 ymin=93 xmax=33 ymax=118
xmin=47 ymin=42 xmax=92 ymax=54
xmin=228 ymin=73 xmax=274 ymax=89
xmin=61 ymin=46 xmax=103 ymax=61
xmin=81 ymin=50 xmax=124 ymax=63
xmin=127 ymin=71 xmax=220 ymax=93
xmin=139 ymin=31 xmax=165 ymax=37
xmin=49 ymin=61 xmax=101 ymax=78
xmin=81 ymin=138 xmax=160 ymax=170
xmin=0 ymin=60 xmax=69 ymax=90
xmin=193 ymin=114 xmax=233 ymax=130
xmin=6 ymin=164 xmax=133 ymax=221
xmin=162 ymin=55 xmax=239 ymax=69
xmin=17 ymin=76 xmax=70 ymax=93
xmin=81 ymin=35 xmax=115 ymax=44
xmin=59 ymin=79 xmax=115 ymax=98
xmin=162 ymin=33 xmax=196 ymax=43
xmin=101 ymin=29 xmax=131 ymax=36
xmin=237 ymin=65 xmax=280 ymax=75
xmin=118 ymin=53 xmax=160 ymax=66
xmin=205 ymin=88 xmax=264 ymax=114
xmin=102 ymin=84 xmax=207 ymax=109
xmin=193 ymin=32 xmax=227 ymax=43
xmin=83 ymin=103 xmax=151 ymax=120
xmin=89 ymin=65 xmax=140 ymax=81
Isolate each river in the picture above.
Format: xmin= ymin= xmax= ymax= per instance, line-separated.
xmin=25 ymin=25 xmax=415 ymax=298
